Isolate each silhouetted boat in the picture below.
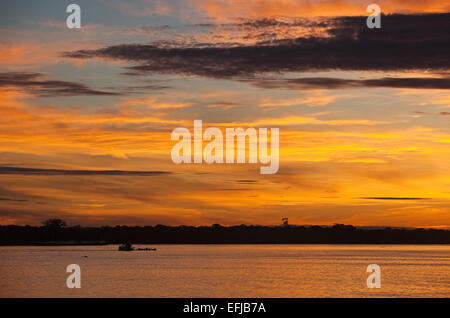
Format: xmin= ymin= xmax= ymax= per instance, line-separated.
xmin=118 ymin=242 xmax=134 ymax=251
xmin=118 ymin=243 xmax=156 ymax=251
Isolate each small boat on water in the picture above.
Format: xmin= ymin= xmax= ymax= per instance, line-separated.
xmin=118 ymin=242 xmax=156 ymax=251
xmin=118 ymin=242 xmax=134 ymax=251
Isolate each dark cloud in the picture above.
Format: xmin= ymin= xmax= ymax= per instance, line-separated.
xmin=440 ymin=112 xmax=450 ymax=115
xmin=0 ymin=72 xmax=120 ymax=97
xmin=249 ymin=76 xmax=450 ymax=90
xmin=0 ymin=197 xmax=28 ymax=202
xmin=237 ymin=17 xmax=329 ymax=28
xmin=360 ymin=197 xmax=430 ymax=200
xmin=0 ymin=166 xmax=171 ymax=176
xmin=208 ymin=188 xmax=252 ymax=191
xmin=235 ymin=179 xmax=258 ymax=183
xmin=104 ymin=83 xmax=170 ymax=94
xmin=63 ymin=13 xmax=450 ymax=87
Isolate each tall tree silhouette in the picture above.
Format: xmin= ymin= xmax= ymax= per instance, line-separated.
xmin=42 ymin=218 xmax=67 ymax=229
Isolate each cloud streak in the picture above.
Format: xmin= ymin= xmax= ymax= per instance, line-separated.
xmin=63 ymin=13 xmax=450 ymax=87
xmin=360 ymin=197 xmax=431 ymax=200
xmin=0 ymin=166 xmax=172 ymax=176
xmin=250 ymin=76 xmax=450 ymax=90
xmin=0 ymin=72 xmax=120 ymax=97
xmin=0 ymin=197 xmax=28 ymax=202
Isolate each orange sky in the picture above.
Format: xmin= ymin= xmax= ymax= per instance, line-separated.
xmin=193 ymin=0 xmax=450 ymax=19
xmin=0 ymin=0 xmax=449 ymax=228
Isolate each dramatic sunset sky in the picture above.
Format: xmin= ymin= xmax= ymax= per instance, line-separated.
xmin=0 ymin=0 xmax=449 ymax=228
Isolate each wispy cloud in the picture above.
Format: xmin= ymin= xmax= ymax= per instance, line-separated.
xmin=360 ymin=197 xmax=431 ymax=200
xmin=0 ymin=72 xmax=120 ymax=97
xmin=251 ymin=76 xmax=450 ymax=90
xmin=0 ymin=166 xmax=171 ymax=176
xmin=0 ymin=197 xmax=28 ymax=202
xmin=63 ymin=13 xmax=450 ymax=86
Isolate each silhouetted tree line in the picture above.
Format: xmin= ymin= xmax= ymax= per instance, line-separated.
xmin=1 ymin=221 xmax=449 ymax=245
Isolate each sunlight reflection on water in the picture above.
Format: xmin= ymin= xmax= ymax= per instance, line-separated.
xmin=1 ymin=244 xmax=449 ymax=297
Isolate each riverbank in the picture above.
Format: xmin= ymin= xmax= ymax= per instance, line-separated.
xmin=1 ymin=224 xmax=449 ymax=245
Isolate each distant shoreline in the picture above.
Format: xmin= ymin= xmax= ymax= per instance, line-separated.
xmin=1 ymin=243 xmax=450 ymax=247
xmin=1 ymin=224 xmax=450 ymax=245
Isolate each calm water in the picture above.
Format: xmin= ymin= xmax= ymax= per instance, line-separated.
xmin=0 ymin=245 xmax=449 ymax=297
